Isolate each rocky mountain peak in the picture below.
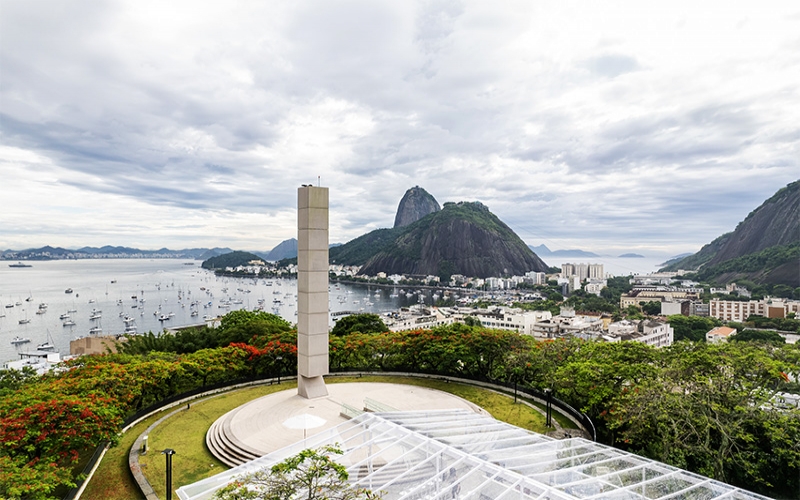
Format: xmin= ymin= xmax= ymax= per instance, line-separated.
xmin=394 ymin=186 xmax=440 ymax=228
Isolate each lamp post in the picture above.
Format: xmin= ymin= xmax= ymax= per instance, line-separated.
xmin=276 ymin=356 xmax=283 ymax=384
xmin=162 ymin=448 xmax=176 ymax=500
xmin=543 ymin=388 xmax=553 ymax=428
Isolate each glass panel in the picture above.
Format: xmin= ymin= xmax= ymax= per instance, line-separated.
xmin=643 ymin=476 xmax=695 ymax=498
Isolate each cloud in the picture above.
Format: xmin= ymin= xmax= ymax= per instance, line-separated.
xmin=583 ymin=54 xmax=641 ymax=78
xmin=0 ymin=0 xmax=798 ymax=257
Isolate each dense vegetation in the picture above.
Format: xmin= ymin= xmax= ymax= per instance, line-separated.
xmin=329 ymin=227 xmax=405 ymax=266
xmin=1 ymin=311 xmax=798 ymax=498
xmin=201 ymin=251 xmax=265 ymax=270
xmin=329 ymin=313 xmax=387 ymax=337
xmin=660 ymin=180 xmax=799 ymax=286
xmin=688 ymin=243 xmax=800 ymax=285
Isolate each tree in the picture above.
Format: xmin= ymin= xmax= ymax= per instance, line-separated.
xmin=219 ymin=310 xmax=291 ymax=333
xmin=463 ymin=316 xmax=481 ymax=327
xmin=666 ymin=314 xmax=718 ymax=342
xmin=330 ymin=314 xmax=387 ymax=336
xmin=729 ymin=329 xmax=785 ymax=344
xmin=607 ymin=342 xmax=800 ymax=497
xmin=640 ymin=301 xmax=661 ymax=316
xmin=214 ymin=445 xmax=381 ymax=500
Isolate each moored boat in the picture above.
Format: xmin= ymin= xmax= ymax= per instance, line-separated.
xmin=11 ymin=336 xmax=31 ymax=345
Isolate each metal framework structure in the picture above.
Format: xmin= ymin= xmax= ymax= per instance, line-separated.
xmin=177 ymin=409 xmax=770 ymax=500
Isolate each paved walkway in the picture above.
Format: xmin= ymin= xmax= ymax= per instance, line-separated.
xmin=212 ymin=382 xmax=487 ymax=458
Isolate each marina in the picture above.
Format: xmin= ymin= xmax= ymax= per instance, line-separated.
xmin=0 ymin=259 xmax=443 ymax=365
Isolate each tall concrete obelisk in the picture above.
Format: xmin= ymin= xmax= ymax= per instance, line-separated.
xmin=297 ymin=185 xmax=329 ymax=399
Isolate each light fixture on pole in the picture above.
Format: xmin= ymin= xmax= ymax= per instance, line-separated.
xmin=162 ymin=448 xmax=176 ymax=500
xmin=543 ymin=388 xmax=553 ymax=428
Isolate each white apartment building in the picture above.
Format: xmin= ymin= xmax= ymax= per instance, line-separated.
xmin=384 ymin=306 xmax=457 ymax=332
xmin=604 ymin=320 xmax=674 ymax=348
xmin=485 ymin=277 xmax=505 ymax=290
xmin=708 ymin=298 xmax=800 ymax=322
xmin=524 ymin=271 xmax=547 ymax=285
xmin=470 ymin=307 xmax=552 ymax=336
xmin=531 ymin=314 xmax=603 ymax=340
xmin=584 ymin=278 xmax=608 ymax=296
xmin=385 ymin=306 xmax=553 ymax=335
xmin=561 ymin=263 xmax=604 ymax=282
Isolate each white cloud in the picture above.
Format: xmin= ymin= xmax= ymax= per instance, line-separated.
xmin=0 ymin=0 xmax=797 ymax=255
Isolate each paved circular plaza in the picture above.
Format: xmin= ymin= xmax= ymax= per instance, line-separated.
xmin=207 ymin=382 xmax=487 ymax=466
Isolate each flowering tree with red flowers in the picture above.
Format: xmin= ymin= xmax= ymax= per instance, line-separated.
xmin=0 ymin=387 xmax=122 ymax=499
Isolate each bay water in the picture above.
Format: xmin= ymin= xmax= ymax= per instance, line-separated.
xmin=0 ymin=259 xmax=430 ymax=364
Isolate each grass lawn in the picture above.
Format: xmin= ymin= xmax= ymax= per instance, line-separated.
xmin=91 ymin=376 xmax=575 ymax=499
xmin=81 ymin=412 xmax=163 ymax=500
xmin=140 ymin=382 xmax=296 ymax=499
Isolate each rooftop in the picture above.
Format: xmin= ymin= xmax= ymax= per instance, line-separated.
xmin=178 ymin=409 xmax=768 ymax=500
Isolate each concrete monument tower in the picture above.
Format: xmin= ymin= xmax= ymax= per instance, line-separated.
xmin=296 ymin=185 xmax=329 ymax=399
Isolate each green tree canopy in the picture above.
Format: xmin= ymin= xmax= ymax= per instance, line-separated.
xmin=729 ymin=329 xmax=785 ymax=344
xmin=330 ymin=313 xmax=388 ymax=336
xmin=640 ymin=301 xmax=662 ymax=316
xmin=666 ymin=314 xmax=719 ymax=342
xmin=214 ymin=445 xmax=381 ymax=500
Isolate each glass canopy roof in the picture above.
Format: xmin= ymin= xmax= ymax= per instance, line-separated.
xmin=177 ymin=409 xmax=770 ymax=500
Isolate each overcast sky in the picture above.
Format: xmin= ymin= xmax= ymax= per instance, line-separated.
xmin=1 ymin=1 xmax=798 ymax=257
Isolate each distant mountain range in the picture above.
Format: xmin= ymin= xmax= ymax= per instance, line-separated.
xmin=0 ymin=245 xmax=235 ymax=260
xmin=528 ymin=244 xmax=599 ymax=258
xmin=1 ymin=240 xmax=332 ymax=263
xmin=265 ymin=238 xmax=298 ymax=261
xmin=660 ymin=180 xmax=799 ymax=286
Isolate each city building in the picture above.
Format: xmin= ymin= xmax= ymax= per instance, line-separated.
xmin=467 ymin=307 xmax=552 ymax=336
xmin=690 ymin=301 xmax=709 ymax=317
xmin=384 ymin=306 xmax=456 ymax=331
xmin=619 ymin=286 xmax=700 ymax=309
xmin=531 ymin=313 xmax=603 ymax=340
xmin=523 ymin=271 xmax=547 ymax=285
xmin=583 ymin=278 xmax=607 ymax=296
xmin=660 ymin=300 xmax=690 ymax=316
xmin=561 ymin=263 xmax=603 ymax=282
xmin=605 ymin=320 xmax=674 ymax=348
xmin=709 ymin=298 xmax=800 ymax=322
xmin=706 ymin=326 xmax=737 ymax=343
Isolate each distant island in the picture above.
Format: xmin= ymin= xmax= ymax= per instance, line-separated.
xmin=618 ymin=253 xmax=645 ymax=258
xmin=528 ymin=244 xmax=599 ymax=258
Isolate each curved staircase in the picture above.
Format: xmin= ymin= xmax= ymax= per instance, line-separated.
xmin=206 ymin=405 xmax=264 ymax=467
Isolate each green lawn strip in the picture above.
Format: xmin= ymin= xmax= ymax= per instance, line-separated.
xmin=81 ymin=412 xmax=164 ymax=500
xmin=142 ymin=382 xmax=296 ymax=499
